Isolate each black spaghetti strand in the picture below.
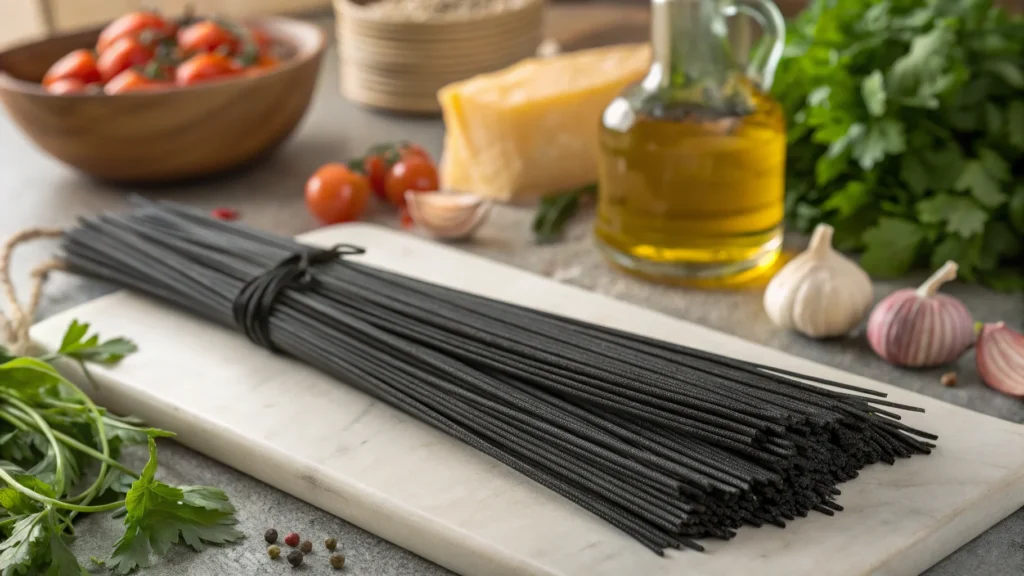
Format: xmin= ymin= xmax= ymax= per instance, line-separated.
xmin=59 ymin=201 xmax=937 ymax=556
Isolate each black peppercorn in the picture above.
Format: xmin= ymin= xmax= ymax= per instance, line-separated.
xmin=300 ymin=540 xmax=313 ymax=554
xmin=329 ymin=553 xmax=345 ymax=569
xmin=264 ymin=529 xmax=278 ymax=544
xmin=287 ymin=550 xmax=303 ymax=567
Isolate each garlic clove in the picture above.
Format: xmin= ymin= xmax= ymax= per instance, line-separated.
xmin=975 ymin=322 xmax=1024 ymax=398
xmin=866 ymin=261 xmax=975 ymax=368
xmin=763 ymin=224 xmax=873 ymax=339
xmin=404 ymin=190 xmax=491 ymax=241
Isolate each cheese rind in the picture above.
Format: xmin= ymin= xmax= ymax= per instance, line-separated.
xmin=438 ymin=44 xmax=651 ymax=202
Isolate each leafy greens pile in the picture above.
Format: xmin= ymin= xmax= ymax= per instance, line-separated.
xmin=0 ymin=321 xmax=243 ymax=574
xmin=774 ymin=0 xmax=1024 ymax=288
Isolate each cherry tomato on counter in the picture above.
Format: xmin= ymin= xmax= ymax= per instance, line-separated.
xmin=363 ymin=142 xmax=433 ymax=200
xmin=42 ymin=49 xmax=101 ymax=87
xmin=103 ymin=69 xmax=167 ymax=94
xmin=97 ymin=37 xmax=153 ymax=82
xmin=177 ymin=20 xmax=238 ymax=55
xmin=384 ymin=154 xmax=439 ymax=207
xmin=97 ymin=12 xmax=173 ymax=54
xmin=175 ymin=53 xmax=237 ymax=85
xmin=305 ymin=164 xmax=371 ymax=225
xmin=363 ymin=154 xmax=390 ymax=199
xmin=398 ymin=142 xmax=432 ymax=162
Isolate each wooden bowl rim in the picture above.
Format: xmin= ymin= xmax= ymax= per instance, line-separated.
xmin=0 ymin=16 xmax=326 ymax=99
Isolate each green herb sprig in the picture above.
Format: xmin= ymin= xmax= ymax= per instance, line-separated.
xmin=774 ymin=0 xmax=1024 ymax=289
xmin=0 ymin=320 xmax=243 ymax=574
xmin=531 ymin=184 xmax=598 ymax=244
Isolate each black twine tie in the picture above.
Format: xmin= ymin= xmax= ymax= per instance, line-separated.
xmin=232 ymin=244 xmax=365 ymax=351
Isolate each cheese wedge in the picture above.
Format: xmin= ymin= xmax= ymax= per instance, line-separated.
xmin=438 ymin=44 xmax=651 ymax=202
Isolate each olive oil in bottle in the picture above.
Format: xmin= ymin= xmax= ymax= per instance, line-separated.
xmin=595 ymin=0 xmax=787 ymax=281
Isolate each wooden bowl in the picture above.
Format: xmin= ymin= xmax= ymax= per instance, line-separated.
xmin=0 ymin=17 xmax=326 ymax=183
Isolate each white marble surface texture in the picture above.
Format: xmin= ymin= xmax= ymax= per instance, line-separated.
xmin=30 ymin=224 xmax=1024 ymax=576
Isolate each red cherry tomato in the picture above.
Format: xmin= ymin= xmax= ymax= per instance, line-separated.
xmin=97 ymin=37 xmax=153 ymax=82
xmin=399 ymin=143 xmax=432 ymax=162
xmin=97 ymin=12 xmax=173 ymax=54
xmin=45 ymin=78 xmax=87 ymax=95
xmin=177 ymin=20 xmax=238 ymax=55
xmin=249 ymin=26 xmax=273 ymax=54
xmin=42 ymin=49 xmax=101 ymax=87
xmin=363 ymin=155 xmax=390 ymax=199
xmin=384 ymin=155 xmax=439 ymax=207
xmin=103 ymin=69 xmax=166 ymax=94
xmin=305 ymin=164 xmax=371 ymax=225
xmin=175 ymin=53 xmax=237 ymax=86
xmin=242 ymin=54 xmax=279 ymax=77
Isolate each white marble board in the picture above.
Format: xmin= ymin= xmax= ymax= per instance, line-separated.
xmin=30 ymin=223 xmax=1024 ymax=576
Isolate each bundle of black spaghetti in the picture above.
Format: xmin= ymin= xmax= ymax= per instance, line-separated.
xmin=60 ymin=201 xmax=936 ymax=555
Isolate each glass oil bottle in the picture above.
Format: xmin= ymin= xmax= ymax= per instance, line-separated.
xmin=596 ymin=0 xmax=787 ymax=282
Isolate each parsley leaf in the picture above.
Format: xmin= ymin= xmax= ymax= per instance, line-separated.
xmin=45 ymin=509 xmax=88 ymax=576
xmin=860 ymin=217 xmax=925 ymax=277
xmin=821 ymin=181 xmax=870 ymax=218
xmin=1010 ymin=185 xmax=1024 ymax=234
xmin=0 ymin=321 xmax=239 ymax=574
xmin=108 ymin=438 xmax=244 ymax=573
xmin=931 ymin=235 xmax=982 ymax=280
xmin=0 ymin=511 xmax=47 ymax=574
xmin=1008 ymin=100 xmax=1024 ymax=149
xmin=58 ymin=320 xmax=137 ymax=364
xmin=955 ymin=160 xmax=1007 ymax=208
xmin=861 ymin=70 xmax=886 ymax=117
xmin=916 ymin=194 xmax=989 ymax=238
xmin=774 ymin=0 xmax=1024 ymax=288
xmin=977 ymin=148 xmax=1011 ymax=182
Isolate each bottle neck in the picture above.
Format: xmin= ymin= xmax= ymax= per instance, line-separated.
xmin=644 ymin=0 xmax=734 ymax=92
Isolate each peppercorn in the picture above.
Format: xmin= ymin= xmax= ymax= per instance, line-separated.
xmin=941 ymin=371 xmax=957 ymax=387
xmin=330 ymin=553 xmax=346 ymax=569
xmin=324 ymin=537 xmax=337 ymax=551
xmin=300 ymin=540 xmax=313 ymax=554
xmin=284 ymin=532 xmax=300 ymax=547
xmin=287 ymin=550 xmax=303 ymax=567
xmin=264 ymin=528 xmax=278 ymax=544
xmin=267 ymin=545 xmax=281 ymax=559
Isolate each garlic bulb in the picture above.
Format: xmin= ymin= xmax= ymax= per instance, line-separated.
xmin=866 ymin=261 xmax=974 ymax=368
xmin=975 ymin=322 xmax=1024 ymax=398
xmin=763 ymin=224 xmax=873 ymax=338
xmin=404 ymin=191 xmax=491 ymax=241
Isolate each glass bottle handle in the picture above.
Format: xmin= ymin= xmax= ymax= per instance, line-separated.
xmin=724 ymin=0 xmax=786 ymax=91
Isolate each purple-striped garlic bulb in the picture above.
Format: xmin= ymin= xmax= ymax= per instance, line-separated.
xmin=867 ymin=260 xmax=974 ymax=368
xmin=975 ymin=322 xmax=1024 ymax=398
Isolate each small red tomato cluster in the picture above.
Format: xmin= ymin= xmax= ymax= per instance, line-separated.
xmin=305 ymin=142 xmax=439 ymax=226
xmin=41 ymin=10 xmax=280 ymax=95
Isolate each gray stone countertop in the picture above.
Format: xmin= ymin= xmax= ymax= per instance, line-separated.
xmin=1 ymin=19 xmax=1022 ymax=576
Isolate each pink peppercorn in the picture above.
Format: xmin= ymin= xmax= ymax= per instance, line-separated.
xmin=211 ymin=207 xmax=239 ymax=221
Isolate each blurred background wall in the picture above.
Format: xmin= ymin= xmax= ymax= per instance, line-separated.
xmin=2 ymin=0 xmax=1024 ymax=53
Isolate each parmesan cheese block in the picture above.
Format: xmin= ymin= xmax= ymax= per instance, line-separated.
xmin=438 ymin=44 xmax=651 ymax=202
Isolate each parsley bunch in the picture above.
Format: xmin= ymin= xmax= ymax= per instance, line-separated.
xmin=775 ymin=0 xmax=1024 ymax=289
xmin=0 ymin=321 xmax=243 ymax=574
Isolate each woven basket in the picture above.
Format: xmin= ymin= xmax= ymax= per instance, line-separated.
xmin=334 ymin=0 xmax=546 ymax=114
